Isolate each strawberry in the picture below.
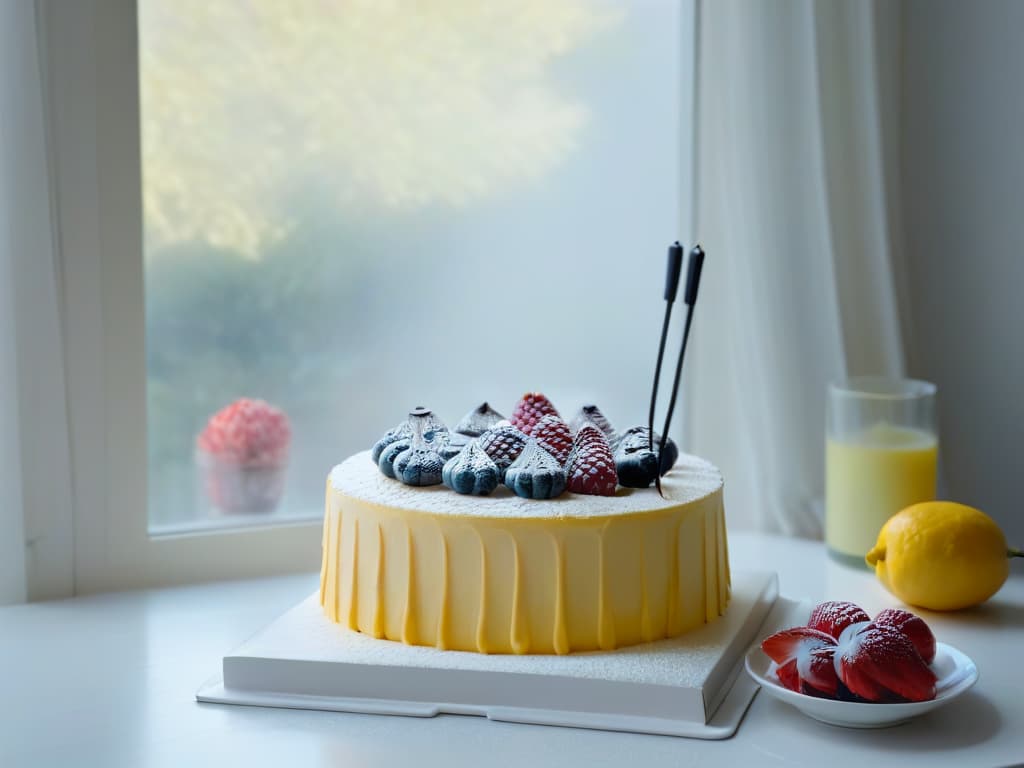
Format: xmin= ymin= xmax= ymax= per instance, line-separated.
xmin=565 ymin=425 xmax=618 ymax=496
xmin=761 ymin=627 xmax=840 ymax=698
xmin=807 ymin=600 xmax=870 ymax=640
xmin=478 ymin=424 xmax=528 ymax=478
xmin=874 ymin=608 xmax=936 ymax=663
xmin=835 ymin=622 xmax=937 ymax=702
xmin=509 ymin=392 xmax=560 ymax=436
xmin=534 ymin=415 xmax=573 ymax=467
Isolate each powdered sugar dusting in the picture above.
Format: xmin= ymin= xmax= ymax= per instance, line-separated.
xmin=330 ymin=450 xmax=722 ymax=519
xmin=235 ymin=571 xmax=775 ymax=688
xmin=807 ymin=600 xmax=870 ymax=639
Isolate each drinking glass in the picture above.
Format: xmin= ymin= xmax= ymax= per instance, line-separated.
xmin=826 ymin=377 xmax=937 ymax=567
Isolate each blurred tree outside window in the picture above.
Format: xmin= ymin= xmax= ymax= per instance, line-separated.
xmin=141 ymin=0 xmax=689 ymax=532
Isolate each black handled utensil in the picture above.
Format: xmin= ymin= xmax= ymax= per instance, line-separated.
xmin=648 ymin=242 xmax=685 ymax=453
xmin=654 ymin=244 xmax=705 ymax=497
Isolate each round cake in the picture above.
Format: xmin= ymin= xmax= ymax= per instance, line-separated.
xmin=319 ymin=448 xmax=730 ymax=654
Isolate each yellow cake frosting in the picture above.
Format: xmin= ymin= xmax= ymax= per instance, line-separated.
xmin=319 ymin=450 xmax=730 ymax=654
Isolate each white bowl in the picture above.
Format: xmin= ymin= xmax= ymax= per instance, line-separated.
xmin=744 ymin=641 xmax=978 ymax=728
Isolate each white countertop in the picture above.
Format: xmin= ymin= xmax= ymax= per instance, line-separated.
xmin=1 ymin=531 xmax=1021 ymax=767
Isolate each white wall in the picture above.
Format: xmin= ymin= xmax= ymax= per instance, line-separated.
xmin=901 ymin=0 xmax=1024 ymax=545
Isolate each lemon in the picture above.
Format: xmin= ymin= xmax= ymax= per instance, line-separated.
xmin=866 ymin=501 xmax=1020 ymax=611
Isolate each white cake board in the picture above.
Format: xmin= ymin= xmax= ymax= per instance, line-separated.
xmin=198 ymin=570 xmax=803 ymax=739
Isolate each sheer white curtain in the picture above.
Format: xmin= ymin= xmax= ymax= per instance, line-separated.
xmin=0 ymin=0 xmax=76 ymax=604
xmin=688 ymin=0 xmax=907 ymax=536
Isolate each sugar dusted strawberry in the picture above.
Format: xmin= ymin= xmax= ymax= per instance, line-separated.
xmin=807 ymin=600 xmax=870 ymax=640
xmin=800 ymin=646 xmax=841 ymax=698
xmin=509 ymin=392 xmax=560 ymax=436
xmin=761 ymin=626 xmax=840 ymax=698
xmin=774 ymin=659 xmax=800 ymax=692
xmin=835 ymin=622 xmax=937 ymax=702
xmin=874 ymin=608 xmax=936 ymax=664
xmin=534 ymin=415 xmax=573 ymax=467
xmin=565 ymin=425 xmax=618 ymax=496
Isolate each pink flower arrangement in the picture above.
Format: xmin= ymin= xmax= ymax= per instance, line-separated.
xmin=196 ymin=398 xmax=291 ymax=514
xmin=197 ymin=398 xmax=291 ymax=466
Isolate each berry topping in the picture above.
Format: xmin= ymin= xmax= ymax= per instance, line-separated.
xmin=613 ymin=426 xmax=678 ymax=488
xmin=197 ymin=398 xmax=290 ymax=466
xmin=478 ymin=424 xmax=528 ymax=478
xmin=509 ymin=392 xmax=560 ymax=436
xmin=874 ymin=608 xmax=936 ymax=664
xmin=533 ymin=415 xmax=574 ymax=467
xmin=442 ymin=441 xmax=500 ymax=496
xmin=377 ymin=438 xmax=411 ymax=479
xmin=565 ymin=425 xmax=618 ymax=496
xmin=807 ymin=601 xmax=871 ymax=640
xmin=373 ymin=408 xmax=449 ymax=480
xmin=371 ymin=421 xmax=412 ymax=464
xmin=569 ymin=404 xmax=618 ymax=447
xmin=504 ymin=440 xmax=567 ymax=500
xmin=391 ymin=409 xmax=447 ymax=487
xmin=761 ymin=627 xmax=840 ymax=698
xmin=835 ymin=621 xmax=937 ymax=702
xmin=454 ymin=402 xmax=505 ymax=437
xmin=439 ymin=432 xmax=469 ymax=462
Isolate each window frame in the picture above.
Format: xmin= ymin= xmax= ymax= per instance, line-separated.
xmin=40 ymin=0 xmax=320 ymax=595
xmin=33 ymin=0 xmax=697 ymax=595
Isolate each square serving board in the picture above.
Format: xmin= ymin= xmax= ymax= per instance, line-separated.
xmin=198 ymin=570 xmax=801 ymax=739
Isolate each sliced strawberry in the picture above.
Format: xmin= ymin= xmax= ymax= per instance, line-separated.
xmin=533 ymin=415 xmax=573 ymax=467
xmin=509 ymin=392 xmax=560 ymax=436
xmin=800 ymin=646 xmax=840 ymax=698
xmin=565 ymin=425 xmax=618 ymax=496
xmin=761 ymin=627 xmax=839 ymax=696
xmin=807 ymin=600 xmax=870 ymax=640
xmin=874 ymin=608 xmax=936 ymax=664
xmin=837 ymin=655 xmax=898 ymax=702
xmin=775 ymin=659 xmax=800 ymax=692
xmin=762 ymin=626 xmax=836 ymax=663
xmin=836 ymin=622 xmax=937 ymax=702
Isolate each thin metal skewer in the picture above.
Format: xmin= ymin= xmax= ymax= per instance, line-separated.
xmin=648 ymin=242 xmax=685 ymax=453
xmin=656 ymin=245 xmax=705 ymax=497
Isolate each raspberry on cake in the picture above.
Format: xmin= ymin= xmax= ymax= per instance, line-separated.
xmin=509 ymin=392 xmax=560 ymax=436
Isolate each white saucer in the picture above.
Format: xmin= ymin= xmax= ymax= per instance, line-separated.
xmin=744 ymin=641 xmax=978 ymax=728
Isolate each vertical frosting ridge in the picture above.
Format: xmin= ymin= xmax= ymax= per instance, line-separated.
xmin=372 ymin=523 xmax=386 ymax=638
xmin=475 ymin=526 xmax=489 ymax=653
xmin=666 ymin=518 xmax=682 ymax=635
xmin=597 ymin=522 xmax=616 ymax=651
xmin=319 ymin=499 xmax=329 ymax=607
xmin=347 ymin=517 xmax=360 ymax=630
xmin=321 ymin=476 xmax=730 ymax=655
xmin=552 ymin=533 xmax=569 ymax=655
xmin=510 ymin=534 xmax=530 ymax=654
xmin=401 ymin=522 xmax=418 ymax=645
xmin=436 ymin=527 xmax=450 ymax=650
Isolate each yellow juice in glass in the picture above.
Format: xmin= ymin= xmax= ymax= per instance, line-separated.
xmin=825 ymin=422 xmax=937 ymax=562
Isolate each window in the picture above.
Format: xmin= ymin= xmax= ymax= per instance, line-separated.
xmin=140 ymin=0 xmax=695 ymax=533
xmin=41 ymin=0 xmax=695 ymax=591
